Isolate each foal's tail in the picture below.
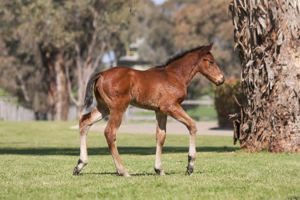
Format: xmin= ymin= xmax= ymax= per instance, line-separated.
xmin=83 ymin=72 xmax=101 ymax=109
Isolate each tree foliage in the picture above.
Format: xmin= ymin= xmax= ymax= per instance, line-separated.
xmin=0 ymin=0 xmax=137 ymax=119
xmin=0 ymin=0 xmax=242 ymax=119
xmin=0 ymin=0 xmax=48 ymax=111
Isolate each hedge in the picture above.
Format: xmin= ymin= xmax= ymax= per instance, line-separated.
xmin=214 ymin=79 xmax=244 ymax=128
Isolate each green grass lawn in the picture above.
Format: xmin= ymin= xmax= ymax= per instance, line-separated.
xmin=186 ymin=105 xmax=217 ymax=119
xmin=0 ymin=121 xmax=299 ymax=200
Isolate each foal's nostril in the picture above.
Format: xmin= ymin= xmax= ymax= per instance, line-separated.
xmin=216 ymin=76 xmax=225 ymax=86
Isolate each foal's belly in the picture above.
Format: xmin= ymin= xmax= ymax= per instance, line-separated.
xmin=129 ymin=99 xmax=160 ymax=111
xmin=129 ymin=88 xmax=161 ymax=111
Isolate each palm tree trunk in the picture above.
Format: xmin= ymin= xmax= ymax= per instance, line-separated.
xmin=229 ymin=0 xmax=300 ymax=152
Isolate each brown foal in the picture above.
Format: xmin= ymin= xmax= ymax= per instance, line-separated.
xmin=73 ymin=44 xmax=224 ymax=177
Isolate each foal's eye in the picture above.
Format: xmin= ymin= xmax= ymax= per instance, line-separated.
xmin=209 ymin=60 xmax=214 ymax=65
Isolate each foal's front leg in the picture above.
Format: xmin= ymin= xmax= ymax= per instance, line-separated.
xmin=154 ymin=111 xmax=167 ymax=175
xmin=161 ymin=104 xmax=197 ymax=175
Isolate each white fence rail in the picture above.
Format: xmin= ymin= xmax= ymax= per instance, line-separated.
xmin=0 ymin=99 xmax=79 ymax=121
xmin=0 ymin=99 xmax=214 ymax=121
xmin=0 ymin=100 xmax=35 ymax=121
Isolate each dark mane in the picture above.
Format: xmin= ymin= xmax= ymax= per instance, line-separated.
xmin=155 ymin=46 xmax=206 ymax=68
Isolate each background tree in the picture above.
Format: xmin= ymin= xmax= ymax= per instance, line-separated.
xmin=0 ymin=0 xmax=71 ymax=120
xmin=0 ymin=0 xmax=243 ymax=120
xmin=62 ymin=0 xmax=137 ymax=116
xmin=230 ymin=0 xmax=300 ymax=152
xmin=0 ymin=0 xmax=137 ymax=119
xmin=0 ymin=1 xmax=49 ymax=115
xmin=136 ymin=1 xmax=176 ymax=65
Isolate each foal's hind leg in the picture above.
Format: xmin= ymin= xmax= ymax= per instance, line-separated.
xmin=104 ymin=108 xmax=130 ymax=177
xmin=73 ymin=106 xmax=109 ymax=175
xmin=154 ymin=111 xmax=167 ymax=175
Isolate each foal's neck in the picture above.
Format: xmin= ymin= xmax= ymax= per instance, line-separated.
xmin=165 ymin=56 xmax=199 ymax=86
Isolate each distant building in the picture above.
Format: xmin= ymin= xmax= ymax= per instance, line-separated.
xmin=117 ymin=38 xmax=151 ymax=71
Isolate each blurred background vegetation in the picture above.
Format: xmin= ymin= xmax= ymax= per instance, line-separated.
xmin=0 ymin=0 xmax=240 ymax=121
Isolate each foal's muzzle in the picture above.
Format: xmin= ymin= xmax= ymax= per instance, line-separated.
xmin=216 ymin=76 xmax=225 ymax=86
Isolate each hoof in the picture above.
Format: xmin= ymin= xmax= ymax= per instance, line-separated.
xmin=73 ymin=167 xmax=80 ymax=175
xmin=154 ymin=168 xmax=165 ymax=176
xmin=73 ymin=159 xmax=87 ymax=175
xmin=124 ymin=173 xmax=131 ymax=177
xmin=120 ymin=173 xmax=131 ymax=177
xmin=186 ymin=165 xmax=194 ymax=175
xmin=118 ymin=171 xmax=131 ymax=177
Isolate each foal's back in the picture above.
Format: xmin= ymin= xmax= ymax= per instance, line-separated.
xmin=95 ymin=66 xmax=185 ymax=110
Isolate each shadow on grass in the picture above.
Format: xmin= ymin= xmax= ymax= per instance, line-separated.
xmin=81 ymin=172 xmax=119 ymax=176
xmin=0 ymin=146 xmax=239 ymax=156
xmin=209 ymin=127 xmax=234 ymax=131
xmin=81 ymin=171 xmax=177 ymax=177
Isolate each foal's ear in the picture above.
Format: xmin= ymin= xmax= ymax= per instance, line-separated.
xmin=202 ymin=44 xmax=213 ymax=54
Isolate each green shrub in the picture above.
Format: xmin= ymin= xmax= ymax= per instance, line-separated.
xmin=0 ymin=88 xmax=11 ymax=96
xmin=214 ymin=79 xmax=244 ymax=128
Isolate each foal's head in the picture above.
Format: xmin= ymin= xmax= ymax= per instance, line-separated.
xmin=196 ymin=44 xmax=225 ymax=86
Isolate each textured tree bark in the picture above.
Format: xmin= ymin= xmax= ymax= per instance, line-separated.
xmin=47 ymin=52 xmax=69 ymax=121
xmin=54 ymin=53 xmax=69 ymax=121
xmin=229 ymin=0 xmax=300 ymax=152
